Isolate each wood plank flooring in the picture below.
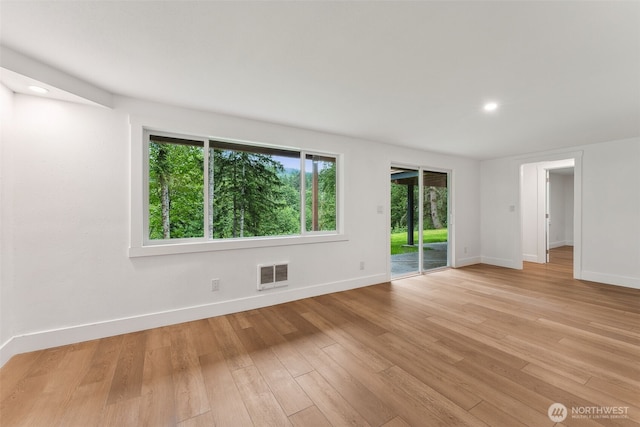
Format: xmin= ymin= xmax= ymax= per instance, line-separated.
xmin=1 ymin=247 xmax=639 ymax=426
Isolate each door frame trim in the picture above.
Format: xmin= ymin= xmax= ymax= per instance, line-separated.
xmin=517 ymin=151 xmax=582 ymax=279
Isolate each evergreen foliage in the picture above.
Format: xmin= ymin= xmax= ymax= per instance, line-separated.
xmin=148 ymin=141 xmax=336 ymax=240
xmin=210 ymin=149 xmax=299 ymax=238
xmin=149 ymin=141 xmax=204 ymax=239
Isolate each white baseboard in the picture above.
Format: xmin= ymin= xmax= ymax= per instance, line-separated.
xmin=522 ymin=253 xmax=539 ymax=263
xmin=480 ymin=256 xmax=522 ymax=270
xmin=454 ymin=256 xmax=481 ymax=267
xmin=581 ymin=271 xmax=640 ymax=290
xmin=550 ymin=241 xmax=571 ymax=249
xmin=0 ymin=273 xmax=386 ymax=367
xmin=0 ymin=339 xmax=13 ymax=366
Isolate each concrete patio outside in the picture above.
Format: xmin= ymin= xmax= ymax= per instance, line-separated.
xmin=391 ymin=242 xmax=448 ymax=277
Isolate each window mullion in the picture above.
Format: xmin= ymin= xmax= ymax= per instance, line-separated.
xmin=203 ymin=140 xmax=210 ymax=240
xmin=142 ymin=130 xmax=151 ymax=245
xmin=300 ymin=151 xmax=307 ymax=235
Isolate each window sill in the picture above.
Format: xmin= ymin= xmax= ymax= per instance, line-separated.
xmin=128 ymin=233 xmax=348 ymax=258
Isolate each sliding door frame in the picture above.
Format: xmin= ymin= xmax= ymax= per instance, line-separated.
xmin=389 ymin=162 xmax=453 ymax=279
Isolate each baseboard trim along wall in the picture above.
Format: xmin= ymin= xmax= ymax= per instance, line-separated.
xmin=480 ymin=256 xmax=522 ymax=270
xmin=0 ymin=273 xmax=387 ymax=367
xmin=581 ymin=271 xmax=640 ymax=290
xmin=454 ymin=256 xmax=481 ymax=268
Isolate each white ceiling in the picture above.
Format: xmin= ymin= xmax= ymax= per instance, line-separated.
xmin=1 ymin=1 xmax=639 ymax=159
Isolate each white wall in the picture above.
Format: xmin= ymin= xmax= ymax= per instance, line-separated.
xmin=521 ymin=163 xmax=538 ymax=261
xmin=563 ymin=174 xmax=574 ymax=245
xmin=548 ymin=172 xmax=566 ymax=247
xmin=549 ymin=172 xmax=573 ymax=248
xmin=0 ymin=83 xmax=13 ymax=351
xmin=482 ymin=137 xmax=640 ymax=288
xmin=0 ymin=93 xmax=481 ymax=365
xmin=581 ymin=138 xmax=640 ymax=287
xmin=480 ymin=158 xmax=522 ymax=269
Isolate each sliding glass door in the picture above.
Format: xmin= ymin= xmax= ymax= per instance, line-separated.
xmin=422 ymin=170 xmax=449 ymax=271
xmin=390 ymin=167 xmax=420 ymax=277
xmin=390 ymin=166 xmax=449 ymax=278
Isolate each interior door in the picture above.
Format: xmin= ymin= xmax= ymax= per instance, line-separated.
xmin=545 ymin=169 xmax=551 ymax=263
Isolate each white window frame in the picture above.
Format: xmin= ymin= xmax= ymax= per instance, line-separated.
xmin=129 ymin=116 xmax=346 ymax=257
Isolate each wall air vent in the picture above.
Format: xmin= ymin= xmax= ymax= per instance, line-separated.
xmin=257 ymin=263 xmax=289 ymax=291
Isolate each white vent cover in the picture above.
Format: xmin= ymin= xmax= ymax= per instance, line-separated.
xmin=257 ymin=263 xmax=289 ymax=291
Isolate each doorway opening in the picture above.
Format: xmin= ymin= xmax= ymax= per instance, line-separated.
xmin=547 ymin=167 xmax=575 ymax=266
xmin=520 ymin=158 xmax=576 ymax=271
xmin=390 ymin=166 xmax=449 ymax=278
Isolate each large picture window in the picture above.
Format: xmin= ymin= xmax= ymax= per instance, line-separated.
xmin=145 ymin=131 xmax=338 ymax=245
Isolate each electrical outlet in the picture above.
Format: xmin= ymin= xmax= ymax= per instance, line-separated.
xmin=359 ymin=261 xmax=365 ymax=270
xmin=464 ymin=247 xmax=468 ymax=254
xmin=211 ymin=278 xmax=220 ymax=292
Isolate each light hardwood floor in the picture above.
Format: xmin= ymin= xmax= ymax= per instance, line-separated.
xmin=1 ymin=247 xmax=639 ymax=426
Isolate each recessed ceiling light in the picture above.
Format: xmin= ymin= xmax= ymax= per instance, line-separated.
xmin=28 ymin=85 xmax=49 ymax=94
xmin=483 ymin=102 xmax=499 ymax=112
